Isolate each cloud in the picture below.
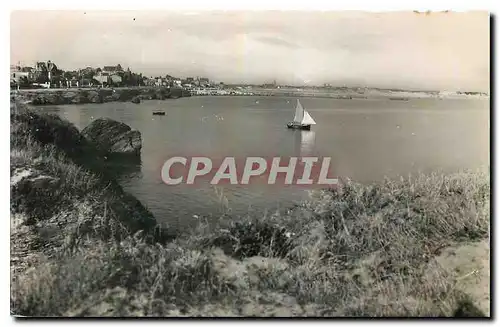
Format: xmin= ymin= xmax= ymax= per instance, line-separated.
xmin=253 ymin=35 xmax=300 ymax=49
xmin=10 ymin=10 xmax=489 ymax=91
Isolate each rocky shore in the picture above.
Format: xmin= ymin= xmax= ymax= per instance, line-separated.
xmin=12 ymin=86 xmax=191 ymax=106
xmin=10 ymin=102 xmax=173 ymax=268
xmin=10 ymin=102 xmax=490 ymax=317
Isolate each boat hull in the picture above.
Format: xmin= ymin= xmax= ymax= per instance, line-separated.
xmin=287 ymin=122 xmax=311 ymax=130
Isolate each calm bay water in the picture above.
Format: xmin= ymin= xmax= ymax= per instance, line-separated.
xmin=40 ymin=96 xmax=490 ymax=229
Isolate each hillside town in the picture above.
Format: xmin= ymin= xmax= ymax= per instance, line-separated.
xmin=10 ymin=60 xmax=216 ymax=90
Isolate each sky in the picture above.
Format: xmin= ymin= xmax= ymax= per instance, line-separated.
xmin=10 ymin=10 xmax=490 ymax=91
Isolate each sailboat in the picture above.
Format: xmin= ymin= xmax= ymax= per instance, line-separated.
xmin=287 ymin=99 xmax=316 ymax=130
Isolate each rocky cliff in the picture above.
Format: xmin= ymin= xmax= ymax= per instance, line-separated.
xmin=12 ymin=86 xmax=191 ymax=106
xmin=10 ymin=104 xmax=173 ymax=276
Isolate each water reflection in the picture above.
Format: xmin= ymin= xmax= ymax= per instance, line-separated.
xmin=293 ymin=130 xmax=316 ymax=156
xmin=39 ymin=97 xmax=490 ymax=227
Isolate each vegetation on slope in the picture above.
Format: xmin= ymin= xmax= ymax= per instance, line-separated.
xmin=10 ymin=108 xmax=490 ymax=317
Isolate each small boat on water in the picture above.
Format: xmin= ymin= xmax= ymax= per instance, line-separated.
xmin=152 ymin=111 xmax=166 ymax=116
xmin=287 ymin=99 xmax=316 ymax=130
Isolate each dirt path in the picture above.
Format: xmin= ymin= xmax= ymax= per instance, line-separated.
xmin=430 ymin=239 xmax=490 ymax=316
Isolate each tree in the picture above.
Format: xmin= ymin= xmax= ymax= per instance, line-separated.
xmin=81 ymin=67 xmax=96 ymax=80
xmin=18 ymin=76 xmax=30 ymax=88
xmin=122 ymin=68 xmax=134 ymax=86
xmin=63 ymin=71 xmax=75 ymax=80
xmin=51 ymin=75 xmax=63 ymax=86
xmin=35 ymin=72 xmax=48 ymax=84
xmin=47 ymin=61 xmax=58 ymax=73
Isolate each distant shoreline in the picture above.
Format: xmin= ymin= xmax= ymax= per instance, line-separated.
xmin=12 ymin=86 xmax=489 ymax=105
xmin=240 ymin=87 xmax=489 ymax=100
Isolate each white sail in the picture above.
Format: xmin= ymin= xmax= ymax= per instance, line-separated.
xmin=293 ymin=99 xmax=304 ymax=123
xmin=301 ymin=110 xmax=316 ymax=125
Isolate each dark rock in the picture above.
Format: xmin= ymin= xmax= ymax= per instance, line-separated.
xmin=70 ymin=94 xmax=85 ymax=104
xmin=31 ymin=95 xmax=50 ymax=105
xmin=453 ymin=300 xmax=486 ymax=317
xmin=103 ymin=95 xmax=116 ymax=102
xmin=88 ymin=91 xmax=103 ymax=103
xmin=204 ymin=220 xmax=294 ymax=259
xmin=131 ymin=96 xmax=141 ymax=104
xmin=111 ymin=93 xmax=121 ymax=101
xmin=82 ymin=118 xmax=142 ymax=155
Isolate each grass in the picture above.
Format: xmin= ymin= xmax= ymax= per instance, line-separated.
xmin=10 ymin=107 xmax=490 ymax=317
